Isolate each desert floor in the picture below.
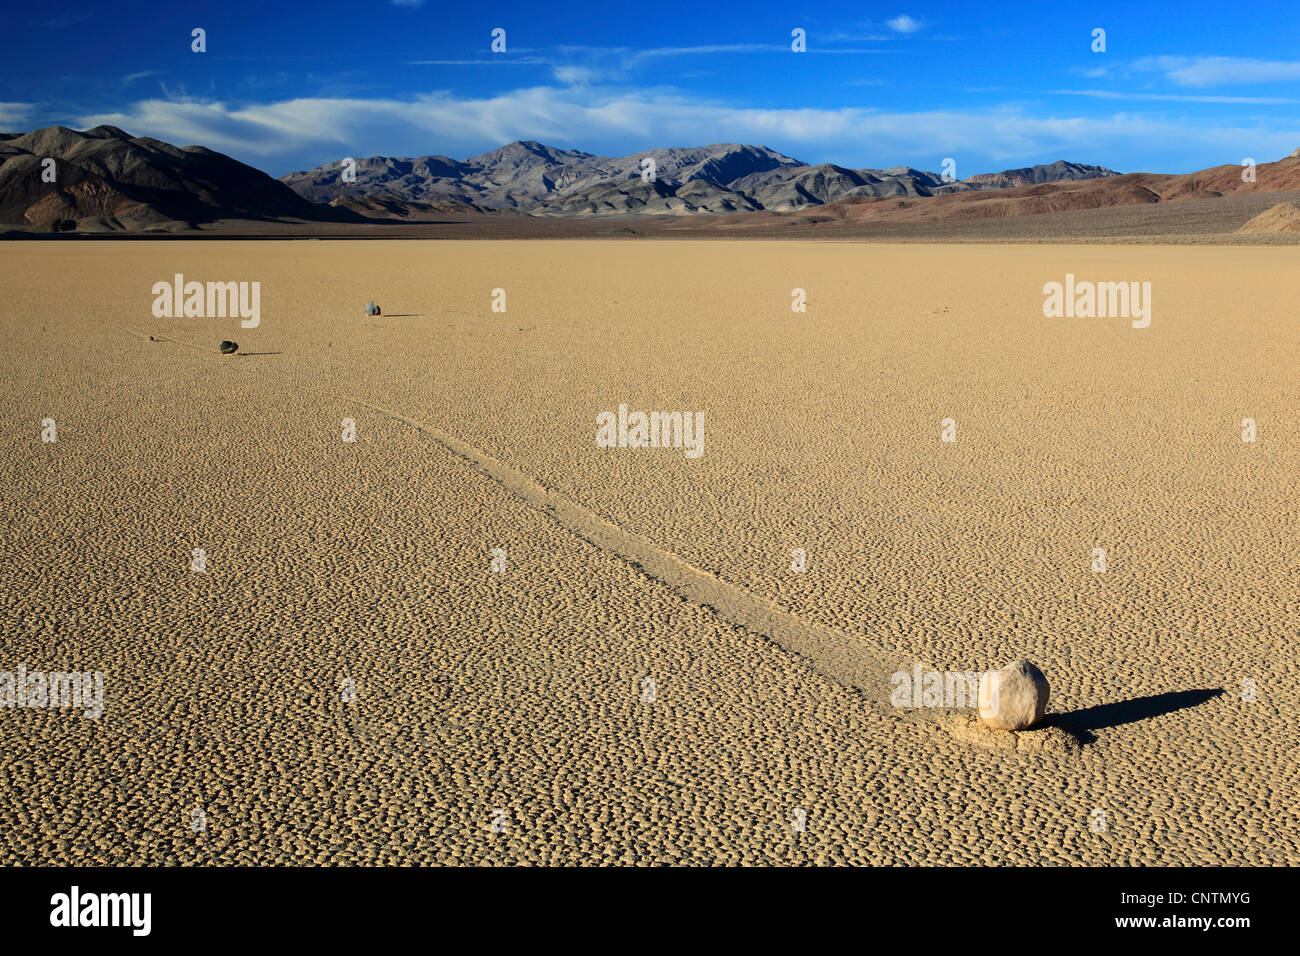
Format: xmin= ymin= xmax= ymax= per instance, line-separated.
xmin=0 ymin=240 xmax=1295 ymax=865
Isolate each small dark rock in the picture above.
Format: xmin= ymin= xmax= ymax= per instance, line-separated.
xmin=218 ymin=340 xmax=238 ymax=354
xmin=364 ymin=301 xmax=381 ymax=316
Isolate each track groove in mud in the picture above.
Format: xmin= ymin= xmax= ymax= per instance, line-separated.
xmin=321 ymin=389 xmax=933 ymax=725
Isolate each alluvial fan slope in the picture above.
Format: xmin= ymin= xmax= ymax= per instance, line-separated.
xmin=0 ymin=240 xmax=1295 ymax=865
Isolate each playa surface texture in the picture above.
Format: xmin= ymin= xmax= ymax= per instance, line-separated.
xmin=1 ymin=240 xmax=1295 ymax=865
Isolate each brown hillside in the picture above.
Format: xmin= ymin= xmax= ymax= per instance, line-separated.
xmin=794 ymin=151 xmax=1300 ymax=227
xmin=1235 ymin=201 xmax=1300 ymax=233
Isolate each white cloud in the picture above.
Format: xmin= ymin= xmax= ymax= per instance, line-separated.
xmin=0 ymin=102 xmax=37 ymax=128
xmin=391 ymin=0 xmax=426 ymax=7
xmin=76 ymin=87 xmax=1300 ymax=174
xmin=886 ymin=15 xmax=921 ymax=34
xmin=1135 ymin=55 xmax=1300 ymax=87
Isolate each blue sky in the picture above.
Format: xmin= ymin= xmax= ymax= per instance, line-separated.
xmin=4 ymin=0 xmax=1300 ymax=178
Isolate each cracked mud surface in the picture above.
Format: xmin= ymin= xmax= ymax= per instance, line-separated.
xmin=1 ymin=240 xmax=1295 ymax=865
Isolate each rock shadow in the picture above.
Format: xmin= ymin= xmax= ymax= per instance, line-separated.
xmin=1047 ymin=688 xmax=1224 ymax=745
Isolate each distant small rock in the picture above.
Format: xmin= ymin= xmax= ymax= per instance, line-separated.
xmin=365 ymin=301 xmax=381 ymax=315
xmin=978 ymin=659 xmax=1049 ymax=731
xmin=218 ymin=340 xmax=238 ymax=354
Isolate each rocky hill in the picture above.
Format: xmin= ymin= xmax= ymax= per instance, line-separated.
xmin=0 ymin=125 xmax=355 ymax=231
xmin=280 ymin=141 xmax=1121 ymax=216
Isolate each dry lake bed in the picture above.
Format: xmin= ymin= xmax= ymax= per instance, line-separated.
xmin=0 ymin=240 xmax=1295 ymax=865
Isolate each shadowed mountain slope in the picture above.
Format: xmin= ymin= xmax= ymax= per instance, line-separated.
xmin=0 ymin=125 xmax=356 ymax=231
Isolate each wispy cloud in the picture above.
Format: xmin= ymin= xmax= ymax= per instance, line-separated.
xmin=409 ymin=55 xmax=553 ymax=66
xmin=635 ymin=44 xmax=781 ymax=58
xmin=0 ymin=102 xmax=37 ymax=128
xmin=1052 ymin=88 xmax=1299 ymax=104
xmin=819 ymin=31 xmax=896 ymax=43
xmin=122 ymin=71 xmax=164 ymax=85
xmin=500 ymin=42 xmax=829 ymax=85
xmin=390 ymin=0 xmax=426 ymax=7
xmin=1134 ymin=55 xmax=1300 ymax=87
xmin=42 ymin=11 xmax=91 ymax=28
xmin=886 ymin=15 xmax=922 ymax=34
xmin=821 ymin=32 xmax=894 ymax=42
xmin=811 ymin=48 xmax=900 ymax=55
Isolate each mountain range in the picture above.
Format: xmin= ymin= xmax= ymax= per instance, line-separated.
xmin=5 ymin=126 xmax=1300 ymax=236
xmin=279 ymin=140 xmax=1120 ymax=216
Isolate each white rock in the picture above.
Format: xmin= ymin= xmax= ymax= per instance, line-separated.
xmin=978 ymin=659 xmax=1049 ymax=731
